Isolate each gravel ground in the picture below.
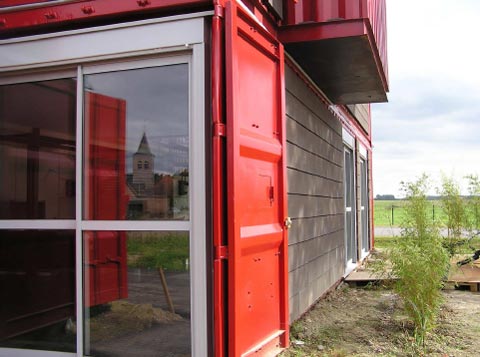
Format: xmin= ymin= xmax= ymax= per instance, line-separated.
xmin=281 ymin=284 xmax=480 ymax=356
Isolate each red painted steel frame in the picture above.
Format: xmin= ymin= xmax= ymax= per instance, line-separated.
xmin=0 ymin=0 xmax=210 ymax=33
xmin=212 ymin=0 xmax=226 ymax=356
xmin=225 ymin=1 xmax=288 ymax=355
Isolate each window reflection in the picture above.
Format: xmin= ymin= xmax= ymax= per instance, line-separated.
xmin=0 ymin=230 xmax=76 ymax=352
xmin=0 ymin=79 xmax=76 ymax=219
xmin=84 ymin=65 xmax=189 ymax=221
xmin=83 ymin=231 xmax=190 ymax=357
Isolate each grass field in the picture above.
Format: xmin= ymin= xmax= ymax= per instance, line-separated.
xmin=127 ymin=232 xmax=189 ymax=271
xmin=374 ymin=200 xmax=452 ymax=227
xmin=374 ymin=235 xmax=480 ymax=254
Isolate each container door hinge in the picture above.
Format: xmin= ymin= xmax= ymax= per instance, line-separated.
xmin=214 ymin=4 xmax=224 ymax=18
xmin=213 ymin=123 xmax=226 ymax=137
xmin=215 ymin=245 xmax=228 ymax=260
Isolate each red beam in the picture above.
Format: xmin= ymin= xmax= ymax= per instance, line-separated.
xmin=279 ymin=18 xmax=367 ymax=44
xmin=0 ymin=0 xmax=211 ymax=34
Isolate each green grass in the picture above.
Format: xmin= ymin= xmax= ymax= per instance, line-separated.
xmin=375 ymin=235 xmax=480 ymax=255
xmin=374 ymin=200 xmax=451 ymax=227
xmin=373 ymin=235 xmax=398 ymax=250
xmin=127 ymin=233 xmax=189 ymax=271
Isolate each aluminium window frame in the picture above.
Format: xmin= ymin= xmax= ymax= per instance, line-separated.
xmin=0 ymin=13 xmax=208 ymax=357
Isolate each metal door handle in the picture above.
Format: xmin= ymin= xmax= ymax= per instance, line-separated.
xmin=284 ymin=217 xmax=292 ymax=230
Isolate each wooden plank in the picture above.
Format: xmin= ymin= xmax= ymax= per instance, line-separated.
xmin=347 ymin=104 xmax=370 ymax=134
xmin=289 ymin=231 xmax=344 ymax=270
xmin=288 ymin=215 xmax=344 ymax=244
xmin=287 ymin=118 xmax=343 ymax=164
xmin=285 ymin=66 xmax=343 ymax=143
xmin=286 ymin=92 xmax=342 ymax=150
xmin=288 ymin=194 xmax=343 ymax=218
xmin=287 ymin=142 xmax=343 ymax=182
xmin=287 ymin=169 xmax=343 ymax=198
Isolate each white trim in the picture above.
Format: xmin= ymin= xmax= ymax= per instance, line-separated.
xmin=0 ymin=68 xmax=76 ymax=85
xmin=0 ymin=220 xmax=76 ymax=229
xmin=189 ymin=42 xmax=207 ymax=357
xmin=81 ymin=54 xmax=190 ymax=75
xmin=342 ymin=127 xmax=355 ymax=148
xmin=343 ymin=146 xmax=357 ymax=266
xmin=360 ymin=249 xmax=370 ymax=261
xmin=0 ymin=348 xmax=74 ymax=357
xmin=0 ymin=15 xmax=210 ymax=72
xmin=236 ymin=0 xmax=267 ymax=31
xmin=80 ymin=220 xmax=190 ymax=231
xmin=358 ymin=143 xmax=367 ymax=159
xmin=0 ymin=0 xmax=78 ymax=13
xmin=343 ymin=261 xmax=357 ymax=278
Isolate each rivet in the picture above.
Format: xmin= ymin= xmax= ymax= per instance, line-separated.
xmin=0 ymin=18 xmax=6 ymax=27
xmin=81 ymin=6 xmax=95 ymax=15
xmin=44 ymin=11 xmax=58 ymax=20
xmin=137 ymin=0 xmax=151 ymax=7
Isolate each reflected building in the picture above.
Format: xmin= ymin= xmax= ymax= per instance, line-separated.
xmin=132 ymin=132 xmax=155 ymax=193
xmin=127 ymin=132 xmax=188 ymax=219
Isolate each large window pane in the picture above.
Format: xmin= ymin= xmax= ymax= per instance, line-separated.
xmin=84 ymin=65 xmax=189 ymax=221
xmin=83 ymin=231 xmax=190 ymax=356
xmin=0 ymin=230 xmax=76 ymax=352
xmin=0 ymin=79 xmax=76 ymax=219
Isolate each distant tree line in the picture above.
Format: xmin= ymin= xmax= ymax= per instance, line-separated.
xmin=375 ymin=194 xmax=396 ymax=200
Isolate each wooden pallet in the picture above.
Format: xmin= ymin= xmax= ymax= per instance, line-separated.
xmin=448 ymin=259 xmax=480 ymax=293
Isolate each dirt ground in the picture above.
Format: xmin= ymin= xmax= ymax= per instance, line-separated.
xmin=281 ymin=284 xmax=480 ymax=357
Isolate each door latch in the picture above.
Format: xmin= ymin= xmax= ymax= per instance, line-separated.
xmin=284 ymin=217 xmax=292 ymax=230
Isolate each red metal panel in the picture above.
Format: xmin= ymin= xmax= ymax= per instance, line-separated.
xmin=282 ymin=0 xmax=388 ymax=87
xmin=84 ymin=92 xmax=128 ymax=307
xmin=225 ymin=1 xmax=288 ymax=355
xmin=0 ymin=0 xmax=210 ymax=34
xmin=367 ymin=0 xmax=388 ymax=85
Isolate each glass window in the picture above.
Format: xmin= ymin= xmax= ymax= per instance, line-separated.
xmin=83 ymin=231 xmax=190 ymax=356
xmin=0 ymin=79 xmax=76 ymax=219
xmin=0 ymin=230 xmax=76 ymax=352
xmin=83 ymin=65 xmax=189 ymax=221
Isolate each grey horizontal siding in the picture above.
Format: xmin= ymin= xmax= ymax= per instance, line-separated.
xmin=286 ymin=65 xmax=345 ymax=322
xmin=289 ymin=215 xmax=344 ymax=245
xmin=347 ymin=104 xmax=370 ymax=134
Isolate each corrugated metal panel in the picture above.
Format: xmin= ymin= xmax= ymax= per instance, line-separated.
xmin=225 ymin=1 xmax=289 ymax=354
xmin=367 ymin=0 xmax=388 ymax=85
xmin=284 ymin=0 xmax=388 ymax=87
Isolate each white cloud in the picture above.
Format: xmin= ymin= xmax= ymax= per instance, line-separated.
xmin=371 ymin=0 xmax=480 ymax=196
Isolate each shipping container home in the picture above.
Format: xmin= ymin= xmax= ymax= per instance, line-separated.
xmin=0 ymin=0 xmax=387 ymax=356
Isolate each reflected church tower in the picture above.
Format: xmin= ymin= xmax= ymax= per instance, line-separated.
xmin=132 ymin=132 xmax=154 ymax=192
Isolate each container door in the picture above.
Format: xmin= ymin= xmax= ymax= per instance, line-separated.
xmin=84 ymin=91 xmax=128 ymax=307
xmin=225 ymin=1 xmax=289 ymax=355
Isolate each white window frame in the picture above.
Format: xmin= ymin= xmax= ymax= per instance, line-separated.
xmin=358 ymin=144 xmax=370 ymax=259
xmin=343 ymin=130 xmax=357 ymax=275
xmin=0 ymin=13 xmax=209 ymax=357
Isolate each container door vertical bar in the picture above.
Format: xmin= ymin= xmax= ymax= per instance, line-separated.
xmin=225 ymin=1 xmax=289 ymax=355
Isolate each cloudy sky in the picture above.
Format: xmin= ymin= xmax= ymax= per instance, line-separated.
xmin=371 ymin=0 xmax=480 ymax=197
